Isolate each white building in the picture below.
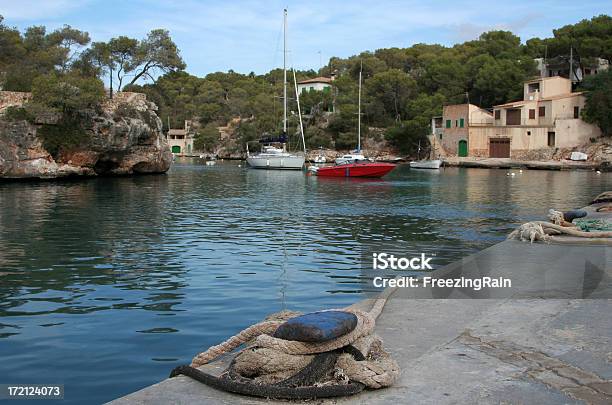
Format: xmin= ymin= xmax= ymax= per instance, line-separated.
xmin=534 ymin=57 xmax=609 ymax=82
xmin=297 ymin=77 xmax=333 ymax=94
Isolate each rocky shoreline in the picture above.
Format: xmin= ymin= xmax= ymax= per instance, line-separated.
xmin=0 ymin=92 xmax=172 ymax=180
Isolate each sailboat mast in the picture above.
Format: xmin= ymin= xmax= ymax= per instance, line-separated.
xmin=283 ymin=8 xmax=287 ymax=135
xmin=358 ymin=61 xmax=362 ymax=151
xmin=292 ymin=69 xmax=306 ymax=153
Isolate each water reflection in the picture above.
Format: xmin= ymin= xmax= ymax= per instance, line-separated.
xmin=0 ymin=161 xmax=610 ymax=404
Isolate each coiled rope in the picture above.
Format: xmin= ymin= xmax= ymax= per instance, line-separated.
xmin=170 ymin=288 xmax=399 ymax=399
xmin=508 ymin=193 xmax=612 ymax=245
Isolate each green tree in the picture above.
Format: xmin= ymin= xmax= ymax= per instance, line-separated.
xmin=108 ymin=36 xmax=139 ymax=91
xmin=31 ymin=73 xmax=105 ymax=113
xmin=46 ymin=24 xmax=90 ymax=71
xmin=385 ymin=122 xmax=429 ymax=156
xmin=366 ymin=69 xmax=417 ymax=123
xmin=580 ymin=69 xmax=612 ymax=136
xmin=194 ymin=123 xmax=221 ymax=152
xmin=127 ymin=29 xmax=186 ymax=86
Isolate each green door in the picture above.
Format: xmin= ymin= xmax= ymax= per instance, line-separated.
xmin=171 ymin=145 xmax=181 ymax=153
xmin=458 ymin=140 xmax=468 ymax=157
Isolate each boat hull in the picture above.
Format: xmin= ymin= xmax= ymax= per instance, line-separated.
xmin=409 ymin=159 xmax=442 ymax=169
xmin=315 ymin=162 xmax=396 ymax=178
xmin=246 ymin=155 xmax=305 ymax=170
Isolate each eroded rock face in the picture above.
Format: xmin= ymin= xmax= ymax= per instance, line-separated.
xmin=0 ymin=92 xmax=173 ymax=179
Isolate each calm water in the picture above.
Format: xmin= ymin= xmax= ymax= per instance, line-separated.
xmin=1 ymin=161 xmax=610 ymax=404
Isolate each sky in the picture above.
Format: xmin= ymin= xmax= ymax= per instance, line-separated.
xmin=1 ymin=0 xmax=611 ymax=80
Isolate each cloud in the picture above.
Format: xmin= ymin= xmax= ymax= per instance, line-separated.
xmin=451 ymin=12 xmax=543 ymax=42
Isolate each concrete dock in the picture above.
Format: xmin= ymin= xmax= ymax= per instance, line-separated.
xmin=443 ymin=156 xmax=607 ymax=171
xmin=110 ymin=235 xmax=611 ymax=404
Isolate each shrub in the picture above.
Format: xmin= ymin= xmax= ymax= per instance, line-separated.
xmin=38 ymin=115 xmax=90 ymax=158
xmin=3 ymin=106 xmax=35 ymax=122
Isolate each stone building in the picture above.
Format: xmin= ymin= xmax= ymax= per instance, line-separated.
xmin=431 ymin=104 xmax=493 ymax=157
xmin=166 ymin=120 xmax=195 ymax=155
xmin=433 ymin=76 xmax=602 ymax=159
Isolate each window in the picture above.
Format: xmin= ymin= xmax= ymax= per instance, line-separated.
xmin=439 ymin=133 xmax=443 ymax=140
xmin=446 ymin=120 xmax=451 ymax=128
xmin=548 ymin=132 xmax=556 ymax=147
xmin=528 ymin=83 xmax=540 ymax=93
xmin=539 ymin=106 xmax=546 ymax=117
xmin=323 ymin=86 xmax=331 ymax=93
xmin=309 ymin=86 xmax=314 ymax=91
xmin=455 ymin=120 xmax=458 ymax=127
xmin=574 ymin=106 xmax=580 ymax=119
xmin=529 ymin=109 xmax=535 ymax=119
xmin=494 ymin=110 xmax=500 ymax=120
xmin=459 ymin=118 xmax=464 ymax=128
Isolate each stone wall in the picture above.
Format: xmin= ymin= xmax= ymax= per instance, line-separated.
xmin=103 ymin=92 xmax=149 ymax=112
xmin=0 ymin=91 xmax=32 ymax=112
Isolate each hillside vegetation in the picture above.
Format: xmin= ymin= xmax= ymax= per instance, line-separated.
xmin=2 ymin=14 xmax=611 ymax=155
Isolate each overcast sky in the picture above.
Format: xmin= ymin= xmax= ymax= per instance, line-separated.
xmin=1 ymin=0 xmax=610 ymax=79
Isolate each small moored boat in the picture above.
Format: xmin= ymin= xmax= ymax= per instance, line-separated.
xmin=311 ymin=161 xmax=396 ymax=178
xmin=409 ymin=159 xmax=442 ymax=169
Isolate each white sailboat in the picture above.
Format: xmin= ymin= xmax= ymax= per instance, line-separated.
xmin=246 ymin=9 xmax=305 ymax=170
xmin=409 ymin=138 xmax=442 ymax=169
xmin=334 ymin=63 xmax=368 ymax=165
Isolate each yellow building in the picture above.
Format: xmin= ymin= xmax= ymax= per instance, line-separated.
xmin=434 ymin=77 xmax=601 ymax=158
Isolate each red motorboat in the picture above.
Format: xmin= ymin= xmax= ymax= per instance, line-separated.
xmin=311 ymin=161 xmax=396 ymax=178
xmin=310 ymin=64 xmax=397 ymax=178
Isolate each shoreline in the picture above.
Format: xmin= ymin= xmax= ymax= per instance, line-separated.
xmin=442 ymin=157 xmax=609 ymax=171
xmin=177 ymin=154 xmax=611 ymax=171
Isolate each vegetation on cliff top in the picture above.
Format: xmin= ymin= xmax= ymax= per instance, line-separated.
xmin=0 ymin=15 xmax=183 ymax=155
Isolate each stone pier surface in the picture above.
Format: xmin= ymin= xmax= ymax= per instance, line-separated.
xmin=443 ymin=156 xmax=607 ymax=171
xmin=110 ymin=239 xmax=611 ymax=405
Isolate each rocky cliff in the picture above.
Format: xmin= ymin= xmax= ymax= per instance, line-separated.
xmin=0 ymin=92 xmax=173 ymax=179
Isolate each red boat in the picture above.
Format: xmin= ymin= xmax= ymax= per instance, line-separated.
xmin=312 ymin=161 xmax=396 ymax=178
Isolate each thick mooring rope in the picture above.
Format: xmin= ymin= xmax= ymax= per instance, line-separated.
xmin=171 ymin=290 xmax=399 ymax=399
xmin=508 ymin=221 xmax=612 ymax=245
xmin=191 ymin=288 xmax=396 ymax=368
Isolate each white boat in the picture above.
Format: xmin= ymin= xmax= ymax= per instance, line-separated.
xmin=335 ymin=152 xmax=367 ymax=165
xmin=246 ymin=9 xmax=305 ymax=171
xmin=314 ymin=147 xmax=327 ymax=163
xmin=308 ymin=165 xmax=319 ymax=174
xmin=409 ymin=159 xmax=442 ymax=169
xmin=246 ymin=145 xmax=305 ymax=169
xmin=409 ymin=137 xmax=443 ymax=169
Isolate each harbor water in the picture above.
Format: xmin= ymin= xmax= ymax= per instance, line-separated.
xmin=1 ymin=160 xmax=610 ymax=404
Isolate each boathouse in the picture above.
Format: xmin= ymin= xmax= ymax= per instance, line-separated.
xmin=166 ymin=120 xmax=195 ymax=155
